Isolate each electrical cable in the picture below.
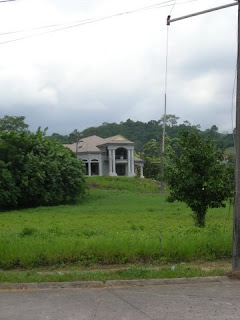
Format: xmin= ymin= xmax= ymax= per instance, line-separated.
xmin=231 ymin=64 xmax=237 ymax=149
xmin=231 ymin=22 xmax=238 ymax=150
xmin=0 ymin=0 xmax=174 ymax=36
xmin=169 ymin=0 xmax=177 ymax=16
xmin=0 ymin=0 xmax=206 ymax=45
xmin=0 ymin=0 xmax=16 ymax=3
xmin=0 ymin=18 xmax=96 ymax=36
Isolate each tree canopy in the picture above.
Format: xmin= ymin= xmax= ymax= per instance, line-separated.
xmin=0 ymin=115 xmax=29 ymax=132
xmin=47 ymin=116 xmax=234 ymax=152
xmin=0 ymin=130 xmax=87 ymax=209
xmin=164 ymin=131 xmax=233 ymax=227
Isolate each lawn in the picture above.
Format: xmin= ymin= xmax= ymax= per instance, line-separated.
xmin=0 ymin=177 xmax=233 ymax=270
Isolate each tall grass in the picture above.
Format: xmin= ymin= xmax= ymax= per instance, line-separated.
xmin=0 ymin=178 xmax=233 ymax=269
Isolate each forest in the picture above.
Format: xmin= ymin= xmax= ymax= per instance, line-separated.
xmin=47 ymin=114 xmax=234 ymax=152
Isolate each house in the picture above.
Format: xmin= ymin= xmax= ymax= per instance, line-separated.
xmin=64 ymin=135 xmax=144 ymax=178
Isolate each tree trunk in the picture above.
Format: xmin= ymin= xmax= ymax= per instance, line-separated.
xmin=194 ymin=209 xmax=206 ymax=227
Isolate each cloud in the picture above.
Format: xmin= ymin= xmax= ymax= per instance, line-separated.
xmin=0 ymin=0 xmax=238 ymax=135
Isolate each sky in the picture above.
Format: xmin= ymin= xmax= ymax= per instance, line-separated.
xmin=0 ymin=0 xmax=238 ymax=134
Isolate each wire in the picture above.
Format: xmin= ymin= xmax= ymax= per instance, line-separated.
xmin=0 ymin=18 xmax=96 ymax=36
xmin=169 ymin=0 xmax=177 ymax=16
xmin=0 ymin=0 xmax=174 ymax=36
xmin=0 ymin=0 xmax=16 ymax=3
xmin=231 ymin=64 xmax=237 ymax=149
xmin=0 ymin=0 xmax=204 ymax=46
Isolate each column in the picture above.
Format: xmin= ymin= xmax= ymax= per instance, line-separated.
xmin=99 ymin=155 xmax=103 ymax=176
xmin=131 ymin=149 xmax=135 ymax=176
xmin=112 ymin=149 xmax=117 ymax=176
xmin=127 ymin=149 xmax=131 ymax=176
xmin=88 ymin=160 xmax=91 ymax=176
xmin=140 ymin=165 xmax=144 ymax=179
xmin=109 ymin=149 xmax=113 ymax=175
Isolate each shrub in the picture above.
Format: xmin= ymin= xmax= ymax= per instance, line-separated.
xmin=0 ymin=130 xmax=86 ymax=209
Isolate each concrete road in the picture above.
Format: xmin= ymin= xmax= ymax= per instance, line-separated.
xmin=0 ymin=279 xmax=239 ymax=320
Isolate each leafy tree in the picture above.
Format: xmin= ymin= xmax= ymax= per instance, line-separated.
xmin=143 ymin=139 xmax=161 ymax=158
xmin=47 ymin=116 xmax=234 ymax=153
xmin=165 ymin=131 xmax=233 ymax=227
xmin=0 ymin=115 xmax=29 ymax=132
xmin=0 ymin=130 xmax=87 ymax=209
xmin=48 ymin=132 xmax=70 ymax=144
xmin=142 ymin=157 xmax=161 ymax=180
xmin=142 ymin=139 xmax=162 ymax=180
xmin=69 ymin=129 xmax=82 ymax=144
xmin=160 ymin=114 xmax=179 ymax=127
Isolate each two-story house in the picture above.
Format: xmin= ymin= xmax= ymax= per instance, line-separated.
xmin=64 ymin=135 xmax=144 ymax=178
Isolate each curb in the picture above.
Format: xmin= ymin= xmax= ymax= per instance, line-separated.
xmin=0 ymin=276 xmax=232 ymax=291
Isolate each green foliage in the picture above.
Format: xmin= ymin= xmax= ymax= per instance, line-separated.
xmin=0 ymin=185 xmax=233 ymax=269
xmin=143 ymin=139 xmax=161 ymax=158
xmin=142 ymin=157 xmax=161 ymax=180
xmin=141 ymin=139 xmax=161 ymax=180
xmin=47 ymin=116 xmax=234 ymax=152
xmin=0 ymin=264 xmax=229 ymax=284
xmin=86 ymin=176 xmax=160 ymax=193
xmin=0 ymin=115 xmax=29 ymax=132
xmin=160 ymin=114 xmax=179 ymax=127
xmin=0 ymin=130 xmax=87 ymax=209
xmin=165 ymin=131 xmax=233 ymax=227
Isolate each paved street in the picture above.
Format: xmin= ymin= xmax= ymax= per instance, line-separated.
xmin=0 ymin=278 xmax=239 ymax=320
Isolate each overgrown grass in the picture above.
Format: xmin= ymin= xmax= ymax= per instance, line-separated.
xmin=87 ymin=176 xmax=161 ymax=193
xmin=0 ymin=263 xmax=230 ymax=284
xmin=0 ymin=177 xmax=233 ymax=270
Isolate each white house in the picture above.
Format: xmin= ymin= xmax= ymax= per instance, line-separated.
xmin=64 ymin=135 xmax=144 ymax=178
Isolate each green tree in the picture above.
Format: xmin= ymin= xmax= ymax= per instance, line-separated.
xmin=0 ymin=115 xmax=29 ymax=132
xmin=142 ymin=139 xmax=161 ymax=180
xmin=143 ymin=139 xmax=161 ymax=158
xmin=160 ymin=114 xmax=179 ymax=127
xmin=0 ymin=130 xmax=87 ymax=209
xmin=165 ymin=131 xmax=233 ymax=227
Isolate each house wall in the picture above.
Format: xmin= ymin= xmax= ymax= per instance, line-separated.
xmin=77 ymin=153 xmax=103 ymax=176
xmin=105 ymin=144 xmax=135 ymax=177
xmin=76 ymin=146 xmax=144 ymax=178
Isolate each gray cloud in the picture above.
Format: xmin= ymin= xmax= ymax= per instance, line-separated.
xmin=0 ymin=0 xmax=238 ymax=135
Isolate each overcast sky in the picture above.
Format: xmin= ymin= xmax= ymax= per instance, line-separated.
xmin=0 ymin=0 xmax=238 ymax=134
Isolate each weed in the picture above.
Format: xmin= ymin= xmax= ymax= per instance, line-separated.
xmin=0 ymin=177 xmax=233 ymax=269
xmin=19 ymin=227 xmax=38 ymax=237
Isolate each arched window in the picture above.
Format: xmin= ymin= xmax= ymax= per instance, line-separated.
xmin=116 ymin=148 xmax=127 ymax=160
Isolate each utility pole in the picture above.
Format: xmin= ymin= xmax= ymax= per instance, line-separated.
xmin=167 ymin=1 xmax=240 ymax=271
xmin=233 ymin=0 xmax=240 ymax=271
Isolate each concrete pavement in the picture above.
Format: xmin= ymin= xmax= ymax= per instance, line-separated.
xmin=0 ymin=278 xmax=239 ymax=320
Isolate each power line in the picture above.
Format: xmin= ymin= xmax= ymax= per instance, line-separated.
xmin=0 ymin=18 xmax=95 ymax=36
xmin=0 ymin=0 xmax=174 ymax=35
xmin=0 ymin=0 xmax=16 ymax=3
xmin=0 ymin=0 xmax=203 ymax=45
xmin=169 ymin=0 xmax=177 ymax=16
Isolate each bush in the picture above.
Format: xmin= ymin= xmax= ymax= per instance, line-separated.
xmin=0 ymin=130 xmax=86 ymax=209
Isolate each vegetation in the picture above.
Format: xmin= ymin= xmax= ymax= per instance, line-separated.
xmin=47 ymin=116 xmax=234 ymax=152
xmin=0 ymin=177 xmax=232 ymax=270
xmin=142 ymin=139 xmax=162 ymax=180
xmin=0 ymin=115 xmax=29 ymax=132
xmin=87 ymin=176 xmax=160 ymax=193
xmin=0 ymin=263 xmax=230 ymax=284
xmin=0 ymin=130 xmax=87 ymax=209
xmin=165 ymin=131 xmax=233 ymax=227
xmin=1 ymin=114 xmax=234 ymax=152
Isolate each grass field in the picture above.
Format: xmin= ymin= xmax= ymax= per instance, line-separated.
xmin=0 ymin=177 xmax=233 ymax=272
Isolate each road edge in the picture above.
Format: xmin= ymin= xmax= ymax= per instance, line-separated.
xmin=0 ymin=276 xmax=234 ymax=291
